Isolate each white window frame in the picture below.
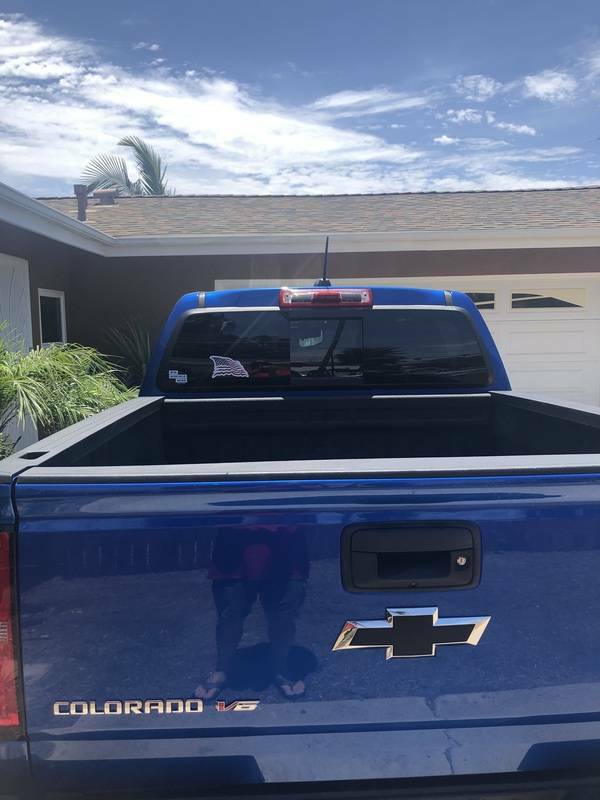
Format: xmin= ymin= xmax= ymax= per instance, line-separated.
xmin=38 ymin=288 xmax=67 ymax=345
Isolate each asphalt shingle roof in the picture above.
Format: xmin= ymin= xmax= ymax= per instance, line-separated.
xmin=39 ymin=187 xmax=600 ymax=238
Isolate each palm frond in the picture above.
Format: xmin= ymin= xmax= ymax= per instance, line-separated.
xmin=81 ymin=153 xmax=136 ymax=194
xmin=0 ymin=324 xmax=135 ymax=451
xmin=118 ymin=136 xmax=168 ymax=195
xmin=105 ymin=319 xmax=152 ymax=386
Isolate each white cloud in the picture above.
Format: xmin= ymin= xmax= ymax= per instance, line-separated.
xmin=432 ymin=174 xmax=570 ymax=191
xmin=488 ymin=146 xmax=579 ymax=163
xmin=133 ymin=41 xmax=160 ymax=52
xmin=0 ymin=16 xmax=423 ymax=195
xmin=481 ymin=110 xmax=536 ymax=136
xmin=0 ymin=14 xmax=593 ymax=196
xmin=311 ymin=88 xmax=429 ymax=117
xmin=0 ymin=55 xmax=81 ymax=79
xmin=454 ymin=74 xmax=502 ymax=102
xmin=461 ymin=137 xmax=508 ymax=149
xmin=523 ymin=69 xmax=577 ymax=101
xmin=121 ymin=15 xmax=148 ymax=28
xmin=0 ymin=15 xmax=88 ymax=79
xmin=434 ymin=135 xmax=459 ymax=145
xmin=584 ymin=50 xmax=600 ymax=78
xmin=285 ymin=61 xmax=313 ymax=78
xmin=494 ymin=120 xmax=536 ymax=136
xmin=446 ymin=108 xmax=482 ymax=124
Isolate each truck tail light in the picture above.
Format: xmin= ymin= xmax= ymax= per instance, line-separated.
xmin=0 ymin=531 xmax=20 ymax=730
xmin=279 ymin=287 xmax=373 ymax=308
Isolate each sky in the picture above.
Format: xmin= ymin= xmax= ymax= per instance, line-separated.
xmin=2 ymin=0 xmax=600 ymax=196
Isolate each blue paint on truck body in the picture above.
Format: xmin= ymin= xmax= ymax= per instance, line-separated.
xmin=5 ymin=285 xmax=600 ymax=797
xmin=14 ymin=472 xmax=600 ymax=791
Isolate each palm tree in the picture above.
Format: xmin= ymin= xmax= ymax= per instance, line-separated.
xmin=81 ymin=136 xmax=171 ymax=196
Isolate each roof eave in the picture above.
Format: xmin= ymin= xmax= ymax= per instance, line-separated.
xmin=0 ymin=180 xmax=113 ymax=255
xmin=109 ymin=228 xmax=600 ymax=256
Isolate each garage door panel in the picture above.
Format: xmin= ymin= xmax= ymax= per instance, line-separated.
xmin=486 ymin=311 xmax=600 ymax=405
xmin=492 ymin=320 xmax=600 ymax=349
xmin=509 ymin=364 xmax=593 ymax=390
xmin=504 ymin=329 xmax=587 ymax=357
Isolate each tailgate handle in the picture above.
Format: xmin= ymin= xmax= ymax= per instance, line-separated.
xmin=342 ymin=523 xmax=481 ymax=591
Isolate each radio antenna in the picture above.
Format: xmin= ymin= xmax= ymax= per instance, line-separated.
xmin=314 ymin=236 xmax=331 ymax=287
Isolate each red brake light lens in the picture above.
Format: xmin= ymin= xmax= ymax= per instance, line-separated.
xmin=0 ymin=531 xmax=19 ymax=729
xmin=279 ymin=288 xmax=373 ymax=308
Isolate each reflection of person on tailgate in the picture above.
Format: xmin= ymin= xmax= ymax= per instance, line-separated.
xmin=195 ymin=525 xmax=309 ymax=700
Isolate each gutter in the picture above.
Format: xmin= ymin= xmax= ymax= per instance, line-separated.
xmin=3 ymin=180 xmax=600 ymax=258
xmin=117 ymin=227 xmax=600 ymax=257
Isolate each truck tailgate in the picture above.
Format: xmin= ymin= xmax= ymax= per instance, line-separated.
xmin=14 ymin=472 xmax=600 ymax=792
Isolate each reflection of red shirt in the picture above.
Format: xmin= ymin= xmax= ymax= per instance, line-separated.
xmin=209 ymin=526 xmax=309 ymax=581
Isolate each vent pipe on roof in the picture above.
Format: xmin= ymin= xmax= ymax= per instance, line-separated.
xmin=73 ymin=184 xmax=88 ymax=221
xmin=93 ymin=189 xmax=117 ymax=206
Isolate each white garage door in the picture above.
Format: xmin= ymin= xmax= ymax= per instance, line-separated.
xmin=0 ymin=252 xmax=36 ymax=446
xmin=474 ymin=281 xmax=600 ymax=405
xmin=215 ymin=273 xmax=600 ymax=406
xmin=0 ymin=252 xmax=32 ymax=347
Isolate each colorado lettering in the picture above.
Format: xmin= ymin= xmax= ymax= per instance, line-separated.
xmin=53 ymin=698 xmax=259 ymax=716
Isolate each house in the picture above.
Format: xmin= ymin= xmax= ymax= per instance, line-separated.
xmin=2 ymin=179 xmax=600 ymax=403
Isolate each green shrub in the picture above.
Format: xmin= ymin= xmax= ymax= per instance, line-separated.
xmin=0 ymin=326 xmax=136 ymax=455
xmin=104 ymin=319 xmax=152 ymax=387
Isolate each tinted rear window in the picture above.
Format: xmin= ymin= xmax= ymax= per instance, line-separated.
xmin=161 ymin=308 xmax=489 ymax=391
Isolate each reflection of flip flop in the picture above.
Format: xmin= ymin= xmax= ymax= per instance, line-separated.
xmin=195 ymin=671 xmax=227 ymax=700
xmin=274 ymin=674 xmax=305 ymax=700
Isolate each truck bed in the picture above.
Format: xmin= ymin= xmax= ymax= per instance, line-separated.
xmin=6 ymin=391 xmax=600 ymax=478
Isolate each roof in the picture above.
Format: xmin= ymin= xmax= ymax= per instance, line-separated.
xmin=39 ymin=186 xmax=600 ymax=238
xmin=4 ymin=179 xmax=600 ymax=259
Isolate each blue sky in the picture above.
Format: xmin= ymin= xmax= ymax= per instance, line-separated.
xmin=2 ymin=0 xmax=600 ymax=195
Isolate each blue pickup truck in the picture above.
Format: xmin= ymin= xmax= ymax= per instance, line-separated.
xmin=2 ymin=285 xmax=600 ymax=799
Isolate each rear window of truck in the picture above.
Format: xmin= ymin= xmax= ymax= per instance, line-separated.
xmin=160 ymin=308 xmax=490 ymax=391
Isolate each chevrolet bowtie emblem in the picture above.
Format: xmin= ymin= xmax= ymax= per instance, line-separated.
xmin=332 ymin=607 xmax=491 ymax=659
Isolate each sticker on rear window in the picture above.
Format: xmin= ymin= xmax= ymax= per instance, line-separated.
xmin=209 ymin=355 xmax=249 ymax=378
xmin=168 ymin=369 xmax=188 ymax=384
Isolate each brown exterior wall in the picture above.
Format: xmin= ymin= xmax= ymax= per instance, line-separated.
xmin=69 ymin=252 xmax=325 ymax=348
xmin=0 ymin=220 xmax=94 ymax=346
xmin=331 ymin=246 xmax=600 ymax=277
xmin=2 ymin=216 xmax=600 ymax=352
xmin=70 ymin=246 xmax=600 ymax=350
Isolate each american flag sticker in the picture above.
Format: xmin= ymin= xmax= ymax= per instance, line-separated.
xmin=210 ymin=355 xmax=249 ymax=378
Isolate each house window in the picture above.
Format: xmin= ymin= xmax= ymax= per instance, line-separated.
xmin=39 ymin=289 xmax=66 ymax=345
xmin=466 ymin=292 xmax=495 ymax=310
xmin=511 ymin=289 xmax=585 ymax=309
